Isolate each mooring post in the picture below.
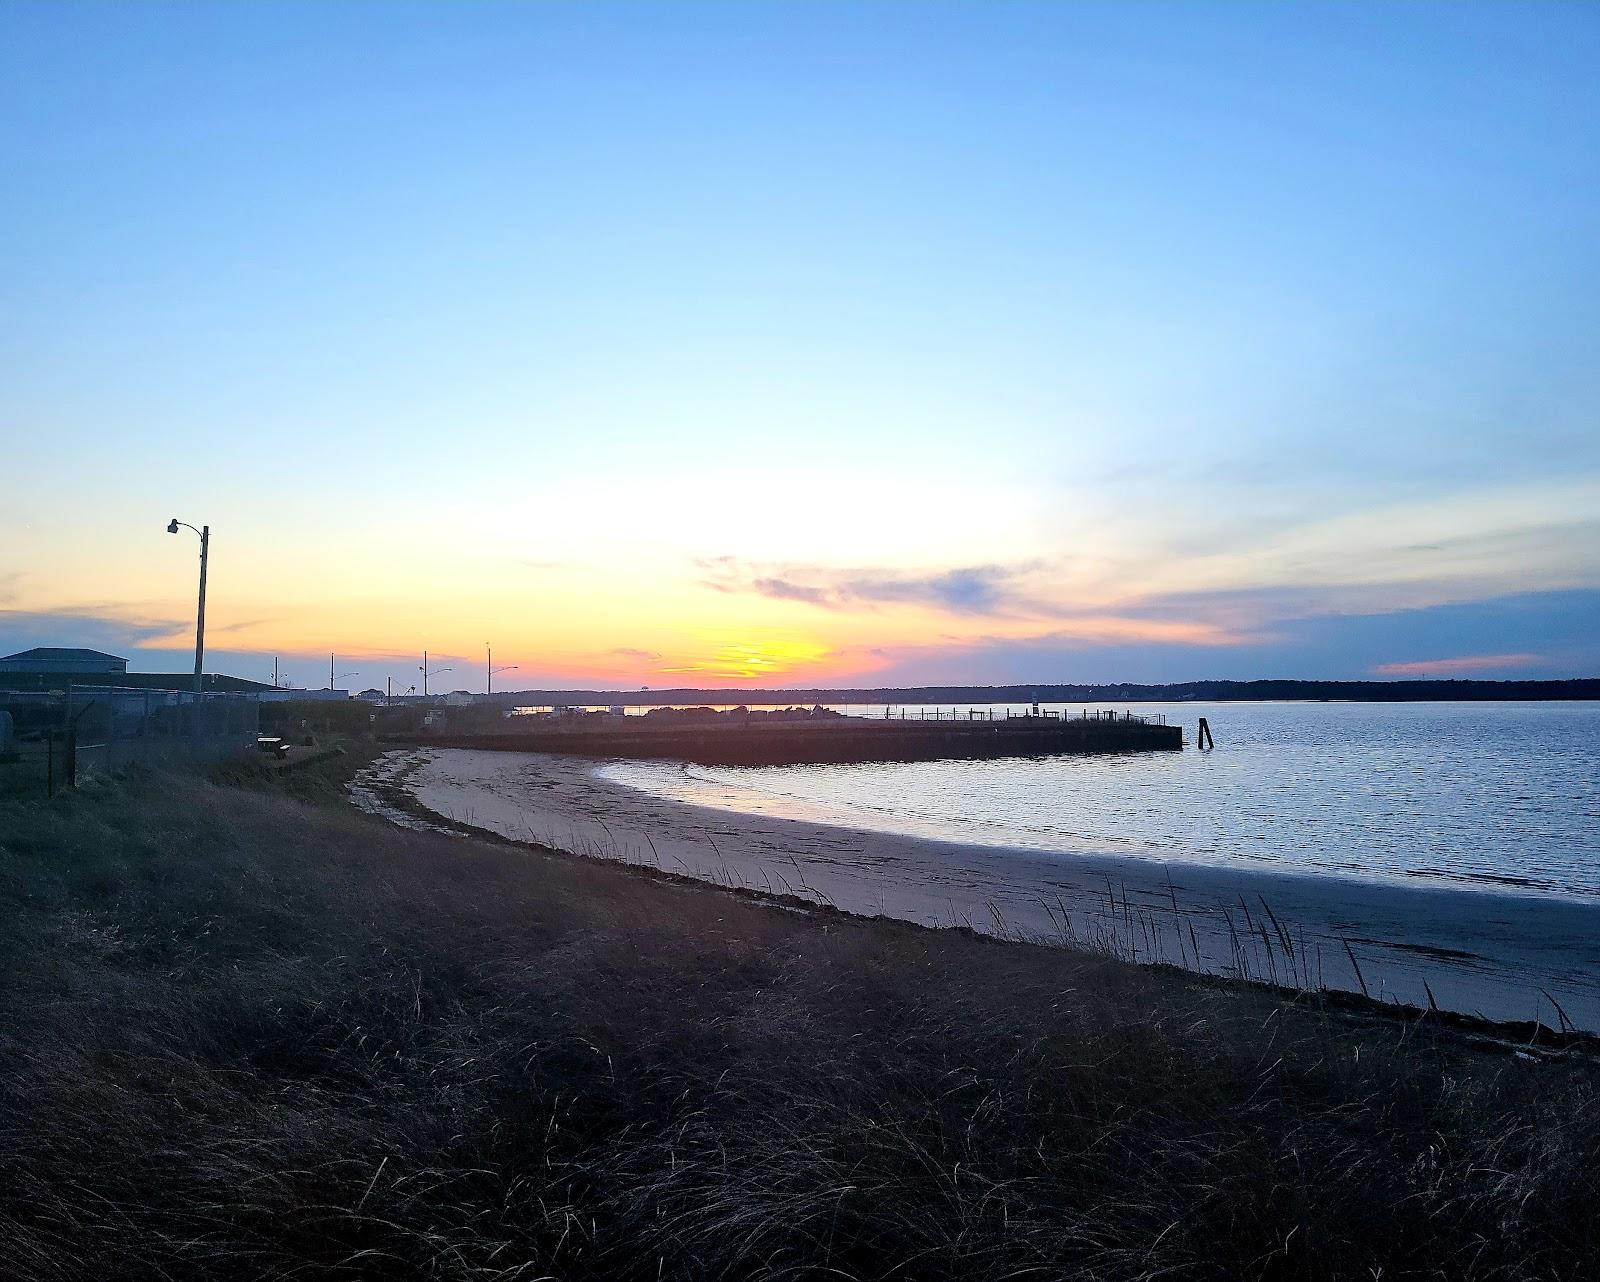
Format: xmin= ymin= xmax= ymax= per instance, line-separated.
xmin=1197 ymin=717 xmax=1214 ymax=750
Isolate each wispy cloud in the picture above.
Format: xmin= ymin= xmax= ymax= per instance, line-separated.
xmin=701 ymin=559 xmax=1046 ymax=617
xmin=195 ymin=616 xmax=279 ymax=637
xmin=610 ymin=647 xmax=663 ymax=661
xmin=0 ymin=606 xmax=186 ymax=651
xmin=698 ymin=557 xmax=1264 ymax=651
xmin=699 ymin=474 xmax=1600 ymax=669
xmin=1372 ymin=653 xmax=1545 ymax=676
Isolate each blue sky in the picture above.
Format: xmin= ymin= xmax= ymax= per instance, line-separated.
xmin=2 ymin=2 xmax=1598 ymax=690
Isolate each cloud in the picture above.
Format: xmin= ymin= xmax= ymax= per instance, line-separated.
xmin=748 ymin=578 xmax=834 ymax=606
xmin=1372 ymin=653 xmax=1545 ymax=676
xmin=694 ymin=474 xmax=1600 ymax=666
xmin=1131 ymin=483 xmax=1600 ymax=610
xmin=185 ymin=616 xmax=278 ymax=638
xmin=855 ymin=590 xmax=1600 ymax=686
xmin=0 ymin=602 xmax=288 ymax=653
xmin=702 ymin=559 xmax=1045 ymax=617
xmin=0 ymin=606 xmax=186 ymax=653
xmin=610 ymin=647 xmax=663 ymax=661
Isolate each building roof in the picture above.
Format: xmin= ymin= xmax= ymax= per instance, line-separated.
xmin=0 ymin=671 xmax=272 ymax=693
xmin=1 ymin=647 xmax=127 ymax=663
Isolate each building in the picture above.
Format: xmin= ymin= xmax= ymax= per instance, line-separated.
xmin=257 ymin=688 xmax=350 ymax=703
xmin=0 ymin=646 xmax=272 ymax=694
xmin=0 ymin=647 xmax=128 ymax=675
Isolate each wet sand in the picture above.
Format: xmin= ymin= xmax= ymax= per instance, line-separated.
xmin=353 ymin=747 xmax=1600 ymax=1033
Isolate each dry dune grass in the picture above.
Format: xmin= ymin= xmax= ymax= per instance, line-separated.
xmin=1 ymin=754 xmax=1597 ymax=1280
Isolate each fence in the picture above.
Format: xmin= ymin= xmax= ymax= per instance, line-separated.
xmin=0 ymin=686 xmax=261 ymax=798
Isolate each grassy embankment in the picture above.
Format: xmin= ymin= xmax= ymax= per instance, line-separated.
xmin=2 ymin=748 xmax=1598 ymax=1280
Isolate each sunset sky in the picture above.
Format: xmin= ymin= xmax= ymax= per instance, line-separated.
xmin=3 ymin=1 xmax=1598 ymax=692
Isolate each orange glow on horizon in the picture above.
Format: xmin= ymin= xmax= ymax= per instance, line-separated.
xmin=101 ymin=591 xmax=1255 ymax=687
xmin=657 ymin=639 xmax=864 ymax=682
xmin=1372 ymin=653 xmax=1544 ymax=676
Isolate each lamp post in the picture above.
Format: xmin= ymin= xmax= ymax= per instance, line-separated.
xmin=486 ymin=643 xmax=518 ymax=695
xmin=166 ymin=518 xmax=209 ymax=697
xmin=420 ymin=650 xmax=451 ymax=697
xmin=330 ymin=653 xmax=358 ymax=690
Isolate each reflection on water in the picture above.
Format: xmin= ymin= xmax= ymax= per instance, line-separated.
xmin=600 ymin=701 xmax=1600 ymax=901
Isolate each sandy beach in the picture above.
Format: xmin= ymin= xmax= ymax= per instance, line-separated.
xmin=354 ymin=746 xmax=1600 ymax=1033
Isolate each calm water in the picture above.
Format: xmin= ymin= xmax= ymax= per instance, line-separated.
xmin=600 ymin=701 xmax=1600 ymax=902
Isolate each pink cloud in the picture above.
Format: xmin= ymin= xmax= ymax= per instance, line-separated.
xmin=1372 ymin=653 xmax=1543 ymax=676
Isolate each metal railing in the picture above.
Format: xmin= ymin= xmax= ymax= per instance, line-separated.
xmin=879 ymin=707 xmax=1168 ymax=726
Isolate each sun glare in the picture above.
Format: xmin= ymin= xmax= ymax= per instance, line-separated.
xmin=659 ymin=638 xmax=845 ymax=682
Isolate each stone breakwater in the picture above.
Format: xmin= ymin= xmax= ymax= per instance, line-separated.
xmin=398 ymin=713 xmax=1184 ymax=766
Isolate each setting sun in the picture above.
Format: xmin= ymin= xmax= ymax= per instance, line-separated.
xmin=659 ymin=638 xmax=850 ymax=683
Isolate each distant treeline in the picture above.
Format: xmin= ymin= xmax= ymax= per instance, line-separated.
xmin=491 ymin=678 xmax=1600 ymax=706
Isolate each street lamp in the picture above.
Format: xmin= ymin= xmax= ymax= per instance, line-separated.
xmin=420 ymin=649 xmax=451 ymax=697
xmin=166 ymin=518 xmax=209 ymax=697
xmin=329 ymin=652 xmax=359 ymax=690
xmin=486 ymin=642 xmax=518 ymax=695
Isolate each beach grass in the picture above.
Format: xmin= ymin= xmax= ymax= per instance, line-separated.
xmin=1 ymin=751 xmax=1598 ymax=1279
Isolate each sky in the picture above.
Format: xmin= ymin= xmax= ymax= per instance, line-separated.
xmin=2 ymin=1 xmax=1598 ymax=693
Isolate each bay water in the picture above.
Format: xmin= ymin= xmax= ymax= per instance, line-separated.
xmin=599 ymin=701 xmax=1600 ymax=902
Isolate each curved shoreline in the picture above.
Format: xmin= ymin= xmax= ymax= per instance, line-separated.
xmin=599 ymin=755 xmax=1596 ymax=902
xmin=353 ymin=746 xmax=1600 ymax=1033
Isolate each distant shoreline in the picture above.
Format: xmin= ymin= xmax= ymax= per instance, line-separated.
xmin=481 ymin=678 xmax=1600 ymax=706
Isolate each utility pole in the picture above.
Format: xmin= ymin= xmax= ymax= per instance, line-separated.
xmin=330 ymin=653 xmax=335 ymax=691
xmin=194 ymin=525 xmax=208 ymax=697
xmin=273 ymin=656 xmax=280 ymax=689
xmin=167 ymin=518 xmax=209 ymax=698
xmin=419 ymin=652 xmax=449 ymax=698
xmin=486 ymin=644 xmax=516 ymax=698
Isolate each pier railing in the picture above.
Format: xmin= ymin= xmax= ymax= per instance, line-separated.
xmin=878 ymin=707 xmax=1169 ymax=726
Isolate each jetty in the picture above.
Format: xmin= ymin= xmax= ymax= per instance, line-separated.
xmin=401 ymin=706 xmax=1183 ymax=766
